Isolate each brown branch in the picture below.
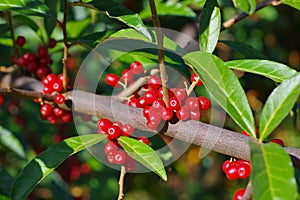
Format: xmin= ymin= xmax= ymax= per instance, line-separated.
xmin=2 ymin=75 xmax=300 ymax=168
xmin=0 ymin=87 xmax=53 ymax=101
xmin=221 ymin=0 xmax=282 ymax=32
xmin=117 ymin=166 xmax=126 ymax=200
xmin=149 ymin=0 xmax=169 ymax=105
xmin=64 ymin=89 xmax=300 ymax=168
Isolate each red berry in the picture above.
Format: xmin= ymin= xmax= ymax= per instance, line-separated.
xmin=35 ymin=66 xmax=48 ymax=78
xmin=125 ymin=155 xmax=136 ymax=172
xmin=185 ymin=97 xmax=199 ymax=111
xmin=222 ymin=160 xmax=231 ymax=173
xmin=176 ymin=106 xmax=190 ymax=121
xmin=144 ymin=90 xmax=158 ymax=104
xmin=147 ymin=76 xmax=161 ymax=90
xmin=152 ymin=99 xmax=165 ymax=110
xmin=61 ymin=112 xmax=72 ymax=123
xmin=107 ymin=125 xmax=122 ymax=140
xmin=233 ymin=188 xmax=246 ymax=200
xmin=121 ymin=124 xmax=134 ymax=136
xmin=38 ymin=46 xmax=48 ymax=58
xmin=190 ymin=73 xmax=203 ymax=86
xmin=104 ymin=141 xmax=118 ymax=156
xmin=162 ymin=107 xmax=173 ymax=121
xmin=16 ymin=36 xmax=26 ymax=46
xmin=112 ymin=121 xmax=123 ymax=128
xmin=130 ymin=61 xmax=144 ymax=74
xmin=53 ymin=107 xmax=65 ymax=117
xmin=43 ymin=86 xmax=53 ymax=94
xmin=171 ymin=88 xmax=186 ymax=102
xmin=38 ymin=57 xmax=51 ymax=66
xmin=47 ymin=113 xmax=59 ymax=124
xmin=18 ymin=56 xmax=27 ymax=67
xmin=105 ymin=73 xmax=120 ymax=88
xmin=54 ymin=94 xmax=65 ymax=104
xmin=158 ymin=87 xmax=174 ymax=99
xmin=57 ymin=74 xmax=70 ymax=84
xmin=270 ymin=139 xmax=284 ymax=146
xmin=237 ymin=161 xmax=251 ymax=179
xmin=0 ymin=95 xmax=4 ymax=106
xmin=97 ymin=118 xmax=112 ymax=133
xmin=241 ymin=131 xmax=250 ymax=136
xmin=40 ymin=104 xmax=52 ymax=117
xmin=127 ymin=98 xmax=141 ymax=108
xmin=10 ymin=55 xmax=18 ymax=64
xmin=168 ymin=97 xmax=181 ymax=111
xmin=121 ymin=69 xmax=134 ymax=82
xmin=226 ymin=163 xmax=239 ymax=180
xmin=190 ymin=110 xmax=200 ymax=120
xmin=138 ymin=97 xmax=148 ymax=108
xmin=137 ymin=136 xmax=150 ymax=145
xmin=143 ymin=106 xmax=151 ymax=119
xmin=45 ymin=74 xmax=57 ymax=86
xmin=26 ymin=62 xmax=37 ymax=73
xmin=114 ymin=150 xmax=126 ymax=165
xmin=198 ymin=96 xmax=211 ymax=111
xmin=47 ymin=38 xmax=57 ymax=48
xmin=23 ymin=52 xmax=37 ymax=62
xmin=53 ymin=81 xmax=63 ymax=92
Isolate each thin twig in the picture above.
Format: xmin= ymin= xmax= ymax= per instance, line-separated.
xmin=117 ymin=166 xmax=126 ymax=200
xmin=149 ymin=0 xmax=169 ymax=106
xmin=0 ymin=65 xmax=18 ymax=73
xmin=242 ymin=182 xmax=253 ymax=200
xmin=0 ymin=87 xmax=53 ymax=101
xmin=62 ymin=0 xmax=69 ymax=91
xmin=221 ymin=0 xmax=282 ymax=32
xmin=7 ymin=11 xmax=18 ymax=57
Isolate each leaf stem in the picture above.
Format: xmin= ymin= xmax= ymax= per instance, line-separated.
xmin=149 ymin=0 xmax=169 ymax=105
xmin=117 ymin=166 xmax=126 ymax=200
xmin=221 ymin=0 xmax=282 ymax=31
xmin=7 ymin=11 xmax=18 ymax=57
xmin=62 ymin=0 xmax=70 ymax=91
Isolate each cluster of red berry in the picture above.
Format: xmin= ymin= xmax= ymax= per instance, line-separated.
xmin=38 ymin=74 xmax=72 ymax=124
xmin=105 ymin=61 xmax=145 ymax=88
xmin=11 ymin=36 xmax=57 ymax=79
xmin=98 ymin=118 xmax=149 ymax=171
xmin=222 ymin=159 xmax=251 ymax=180
xmin=222 ymin=159 xmax=251 ymax=200
xmin=105 ymin=61 xmax=211 ymax=132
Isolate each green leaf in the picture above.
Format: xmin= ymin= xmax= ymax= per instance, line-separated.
xmin=199 ymin=0 xmax=221 ymax=53
xmin=249 ymin=141 xmax=297 ymax=200
xmin=259 ymin=73 xmax=300 ymax=140
xmin=109 ymin=28 xmax=186 ymax=54
xmin=282 ymin=0 xmax=300 ymax=11
xmin=183 ymin=51 xmax=256 ymax=136
xmin=0 ymin=0 xmax=52 ymax=18
xmin=11 ymin=134 xmax=106 ymax=200
xmin=118 ymin=136 xmax=167 ymax=181
xmin=220 ymin=40 xmax=268 ymax=59
xmin=13 ymin=15 xmax=39 ymax=32
xmin=76 ymin=0 xmax=151 ymax=40
xmin=139 ymin=0 xmax=197 ymax=19
xmin=233 ymin=0 xmax=256 ymax=14
xmin=0 ymin=168 xmax=14 ymax=197
xmin=225 ymin=60 xmax=297 ymax=82
xmin=0 ymin=125 xmax=25 ymax=159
